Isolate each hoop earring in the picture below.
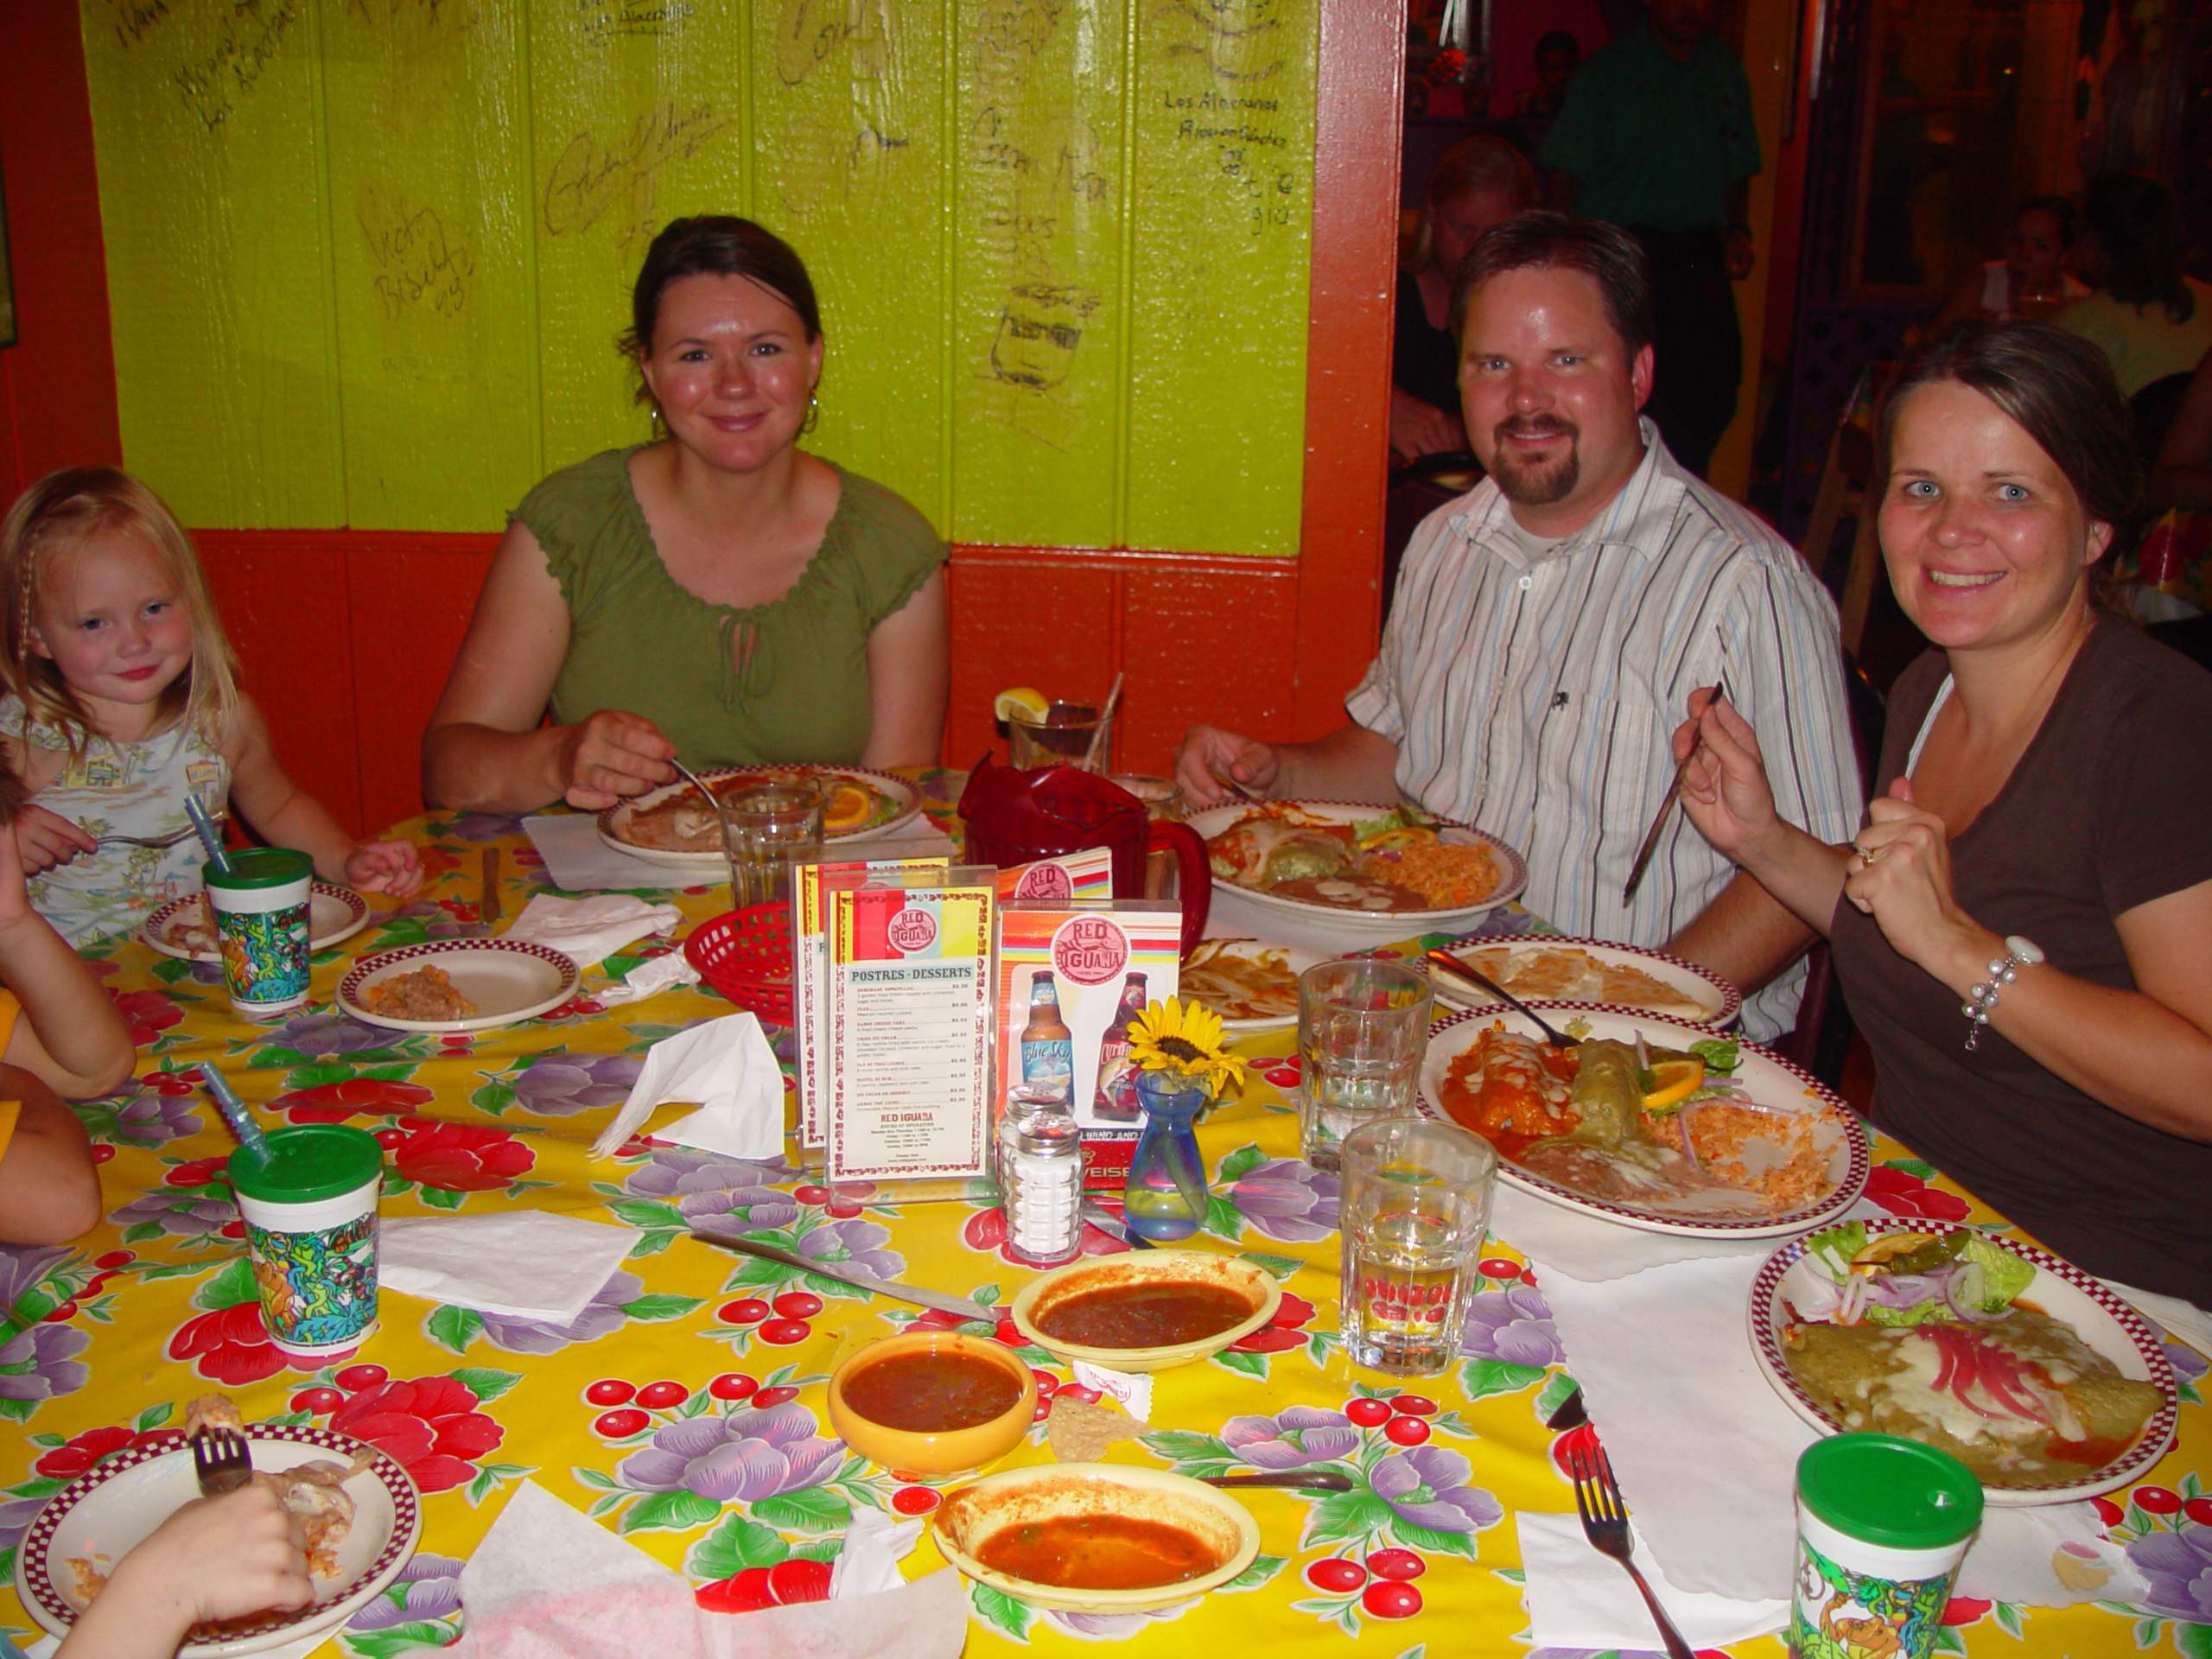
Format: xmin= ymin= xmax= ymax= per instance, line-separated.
xmin=649 ymin=401 xmax=667 ymax=439
xmin=802 ymin=391 xmax=820 ymax=437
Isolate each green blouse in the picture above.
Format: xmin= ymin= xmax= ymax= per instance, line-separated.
xmin=517 ymin=449 xmax=944 ymax=767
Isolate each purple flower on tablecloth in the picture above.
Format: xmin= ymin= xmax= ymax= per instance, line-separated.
xmin=346 ymin=1553 xmax=466 ymax=1630
xmin=188 ymin=958 xmax=226 ymax=986
xmin=1049 ymin=1601 xmax=1199 ymax=1638
xmin=2128 ymin=1522 xmax=2212 ymax=1623
xmin=441 ymin=813 xmax=524 ymax=844
xmin=614 ymin=1400 xmax=841 ymax=1503
xmin=1370 ymin=1445 xmax=1503 ymax=1534
xmin=105 ymin=1187 xmax=236 ymax=1237
xmin=2164 ymin=1339 xmax=2209 ymax=1388
xmin=0 ymin=1244 xmax=70 ymax=1313
xmin=0 ymin=1493 xmax=49 ymax=1567
xmin=797 ymin=1217 xmax=903 ymax=1282
xmin=1459 ymin=1282 xmax=1563 ymax=1368
xmin=110 ymin=1088 xmax=203 ymax=1148
xmin=0 ymin=1322 xmax=91 ymax=1407
xmin=475 ymin=1271 xmax=641 ymax=1356
xmin=1227 ymin=1158 xmax=1339 ymax=1244
xmin=266 ymin=1010 xmax=404 ymax=1058
xmin=1220 ymin=1405 xmax=1359 ymax=1469
xmin=510 ymin=1052 xmax=645 ymax=1117
xmin=625 ymin=1149 xmax=803 ymax=1231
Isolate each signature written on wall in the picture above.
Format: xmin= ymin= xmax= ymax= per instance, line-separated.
xmin=577 ymin=0 xmax=696 ymax=43
xmin=543 ymin=103 xmax=730 ymax=239
xmin=105 ymin=0 xmax=172 ymax=49
xmin=359 ymin=185 xmax=475 ymax=320
xmin=170 ymin=0 xmax=301 ymax=130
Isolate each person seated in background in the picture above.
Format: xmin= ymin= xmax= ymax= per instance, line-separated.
xmin=2149 ymin=343 xmax=2212 ymax=515
xmin=1675 ymin=321 xmax=2212 ymax=1316
xmin=1929 ymin=195 xmax=2090 ymax=330
xmin=1390 ymin=137 xmax=1539 ymax=464
xmin=1179 ymin=213 xmax=1862 ymax=1043
xmin=2054 ymin=171 xmax=2212 ymax=399
xmin=423 ymin=215 xmax=950 ymax=816
xmin=1515 ymin=30 xmax=1580 ymax=119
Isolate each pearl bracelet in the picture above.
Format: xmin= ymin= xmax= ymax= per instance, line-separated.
xmin=1961 ymin=935 xmax=2044 ymax=1051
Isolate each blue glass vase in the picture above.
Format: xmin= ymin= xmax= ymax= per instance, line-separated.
xmin=1124 ymin=1070 xmax=1209 ymax=1243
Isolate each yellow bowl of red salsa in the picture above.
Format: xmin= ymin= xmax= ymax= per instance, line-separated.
xmin=827 ymin=1330 xmax=1038 ymax=1475
xmin=1008 ymin=1251 xmax=1281 ymax=1373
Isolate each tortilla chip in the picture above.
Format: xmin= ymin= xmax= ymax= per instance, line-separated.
xmin=1047 ymin=1393 xmax=1136 ymax=1463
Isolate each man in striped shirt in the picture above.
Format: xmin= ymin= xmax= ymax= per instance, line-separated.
xmin=1177 ymin=214 xmax=1860 ymax=1040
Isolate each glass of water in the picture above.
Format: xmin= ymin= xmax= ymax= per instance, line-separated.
xmin=1297 ymin=958 xmax=1435 ymax=1172
xmin=1338 ymin=1116 xmax=1497 ymax=1376
xmin=718 ymin=781 xmax=824 ymax=911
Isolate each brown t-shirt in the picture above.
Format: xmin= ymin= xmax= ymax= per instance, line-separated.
xmin=1832 ymin=620 xmax=2212 ymax=1305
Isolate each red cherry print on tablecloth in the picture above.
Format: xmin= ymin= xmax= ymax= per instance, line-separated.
xmin=2092 ymin=1497 xmax=2126 ymax=1528
xmin=636 ymin=1381 xmax=689 ymax=1409
xmin=794 ymin=1185 xmax=831 ymax=1205
xmin=709 ymin=1373 xmax=759 ymax=1402
xmin=772 ymin=1291 xmax=823 ymax=1320
xmin=1390 ymin=1395 xmax=1437 ymax=1417
xmin=1941 ymin=1599 xmax=1992 ymax=1627
xmin=891 ymin=1485 xmax=941 ymax=1516
xmin=824 ymin=1198 xmax=864 ymax=1219
xmin=767 ymin=1559 xmax=833 ymax=1604
xmin=1365 ymin=1548 xmax=1426 ymax=1581
xmin=1550 ymin=1421 xmax=1603 ymax=1480
xmin=584 ymin=1379 xmax=637 ymax=1407
xmin=720 ymin=1299 xmax=772 ymax=1325
xmin=595 ymin=1408 xmax=652 ymax=1438
xmin=219 ymin=1221 xmax=245 ymax=1240
xmin=1344 ymin=1397 xmax=1392 ymax=1427
xmin=90 ymin=1144 xmax=118 ymax=1164
xmin=1363 ymin=1580 xmax=1422 ymax=1619
xmin=1032 ymin=1398 xmax=1052 ymax=1422
xmin=1304 ymin=1558 xmax=1367 ymax=1592
xmin=963 ymin=1209 xmax=1010 ymax=1253
xmin=753 ymin=1385 xmax=801 ymax=1408
xmin=758 ymin=1319 xmax=812 ymax=1345
xmin=290 ymin=1388 xmax=344 ymax=1414
xmin=1054 ymin=1383 xmax=1102 ymax=1406
xmin=335 ymin=1363 xmax=389 ymax=1391
xmin=374 ymin=1128 xmax=408 ymax=1150
xmin=697 ymin=1566 xmax=777 ymax=1612
xmin=1030 ymin=1370 xmax=1059 ymax=1396
xmin=2184 ymin=1497 xmax=2212 ymax=1526
xmin=2135 ymin=1485 xmax=2183 ymax=1515
xmin=1478 ymin=1257 xmax=1521 ymax=1280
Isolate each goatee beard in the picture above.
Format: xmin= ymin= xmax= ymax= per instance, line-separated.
xmin=1490 ymin=419 xmax=1580 ymax=505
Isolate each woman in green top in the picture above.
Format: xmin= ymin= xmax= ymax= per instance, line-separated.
xmin=423 ymin=217 xmax=949 ymax=813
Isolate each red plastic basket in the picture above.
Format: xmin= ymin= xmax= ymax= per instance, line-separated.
xmin=684 ymin=904 xmax=795 ymax=1026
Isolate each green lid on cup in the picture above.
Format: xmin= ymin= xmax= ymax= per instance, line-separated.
xmin=1797 ymin=1433 xmax=1984 ymax=1551
xmin=227 ymin=1125 xmax=385 ymax=1205
xmin=204 ymin=847 xmax=313 ymax=892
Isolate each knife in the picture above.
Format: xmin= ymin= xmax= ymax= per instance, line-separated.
xmin=690 ymin=1231 xmax=995 ymax=1323
xmin=1621 ymin=672 xmax=1729 ymax=906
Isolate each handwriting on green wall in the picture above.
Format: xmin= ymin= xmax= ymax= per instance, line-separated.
xmin=79 ymin=0 xmax=1314 ymax=556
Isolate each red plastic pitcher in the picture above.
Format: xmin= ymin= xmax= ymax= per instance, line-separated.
xmin=958 ymin=760 xmax=1211 ymax=956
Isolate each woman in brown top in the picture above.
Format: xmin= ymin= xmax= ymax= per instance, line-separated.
xmin=1673 ymin=321 xmax=2212 ymax=1313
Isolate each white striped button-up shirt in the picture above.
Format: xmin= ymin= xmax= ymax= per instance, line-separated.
xmin=1346 ymin=423 xmax=1863 ymax=1040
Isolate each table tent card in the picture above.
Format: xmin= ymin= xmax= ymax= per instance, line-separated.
xmin=795 ymin=855 xmax=951 ymax=1147
xmin=993 ymin=845 xmax=1114 ymax=902
xmin=824 ymin=873 xmax=999 ymax=1184
xmin=995 ymin=899 xmax=1181 ymax=1194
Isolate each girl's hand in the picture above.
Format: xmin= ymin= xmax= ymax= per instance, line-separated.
xmin=1842 ymin=780 xmax=1990 ymax=973
xmin=11 ymin=804 xmax=95 ymax=876
xmin=557 ymin=710 xmax=676 ymax=810
xmin=1673 ymin=688 xmax=1783 ymax=863
xmin=345 ymin=841 xmax=424 ymax=899
xmin=100 ymin=1484 xmax=313 ymax=1634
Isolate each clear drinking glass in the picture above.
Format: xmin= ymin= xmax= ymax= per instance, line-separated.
xmin=1007 ymin=700 xmax=1113 ymax=771
xmin=1338 ymin=1116 xmax=1497 ymax=1376
xmin=719 ymin=781 xmax=824 ymax=910
xmin=1297 ymin=958 xmax=1435 ymax=1172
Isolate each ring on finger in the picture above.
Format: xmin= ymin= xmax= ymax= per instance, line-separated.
xmin=1853 ymin=842 xmax=1882 ymax=869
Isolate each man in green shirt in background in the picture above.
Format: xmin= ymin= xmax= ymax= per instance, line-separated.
xmin=1541 ymin=0 xmax=1760 ymax=480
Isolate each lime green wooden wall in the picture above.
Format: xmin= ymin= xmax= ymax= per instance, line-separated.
xmin=78 ymin=0 xmax=1315 ymax=556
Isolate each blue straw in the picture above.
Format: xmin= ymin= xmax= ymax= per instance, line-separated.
xmin=185 ymin=795 xmax=232 ymax=874
xmin=198 ymin=1064 xmax=270 ymax=1161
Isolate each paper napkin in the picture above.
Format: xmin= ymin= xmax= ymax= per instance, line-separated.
xmin=1516 ymin=1510 xmax=1789 ymax=1649
xmin=2104 ymin=1275 xmax=2212 ymax=1359
xmin=828 ymin=1507 xmax=925 ymax=1599
xmin=597 ymin=951 xmax=702 ymax=1006
xmin=1488 ymin=1184 xmax=1814 ymax=1282
xmin=502 ymin=893 xmax=683 ymax=969
xmin=1536 ymin=1249 xmax=2148 ymax=1608
xmin=588 ymin=1012 xmax=784 ymax=1161
xmin=446 ymin=1481 xmax=965 ymax=1659
xmin=379 ymin=1212 xmax=642 ymax=1325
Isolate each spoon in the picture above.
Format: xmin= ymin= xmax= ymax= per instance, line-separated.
xmin=1423 ymin=948 xmax=1581 ymax=1049
xmin=667 ymin=757 xmax=718 ymax=805
xmin=1202 ymin=1469 xmax=1354 ymax=1492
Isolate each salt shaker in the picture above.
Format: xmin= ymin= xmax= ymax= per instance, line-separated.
xmin=998 ymin=1096 xmax=1084 ymax=1266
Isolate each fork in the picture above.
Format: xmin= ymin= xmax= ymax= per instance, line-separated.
xmin=92 ymin=824 xmax=203 ymax=850
xmin=1569 ymin=1443 xmax=1694 ymax=1659
xmin=191 ymin=1424 xmax=253 ymax=1496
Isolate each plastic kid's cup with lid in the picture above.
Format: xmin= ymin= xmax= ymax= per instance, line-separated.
xmin=1790 ymin=1433 xmax=1984 ymax=1659
xmin=203 ymin=848 xmax=315 ymax=1022
xmin=226 ymin=1125 xmax=384 ymax=1361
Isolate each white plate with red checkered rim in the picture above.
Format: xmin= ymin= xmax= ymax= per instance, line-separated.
xmin=595 ymin=764 xmax=923 ymax=868
xmin=13 ymin=1425 xmax=421 ymax=1655
xmin=337 ymin=938 xmax=580 ymax=1033
xmin=1416 ymin=1003 xmax=1869 ymax=1238
xmin=1427 ymin=935 xmax=1742 ymax=1028
xmin=1188 ymin=799 xmax=1529 ymax=938
xmin=141 ymin=884 xmax=371 ymax=963
xmin=1748 ymin=1217 xmax=2181 ymax=1505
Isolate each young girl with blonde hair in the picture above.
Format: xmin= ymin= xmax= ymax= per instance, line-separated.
xmin=0 ymin=468 xmax=421 ymax=944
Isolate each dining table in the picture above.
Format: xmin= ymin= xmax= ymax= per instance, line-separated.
xmin=3 ymin=770 xmax=2207 ymax=1657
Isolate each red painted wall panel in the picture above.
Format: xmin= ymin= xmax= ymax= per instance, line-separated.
xmin=345 ymin=540 xmax=496 ymax=836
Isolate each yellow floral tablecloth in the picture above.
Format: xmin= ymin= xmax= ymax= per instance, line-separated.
xmin=3 ymin=776 xmax=2208 ymax=1657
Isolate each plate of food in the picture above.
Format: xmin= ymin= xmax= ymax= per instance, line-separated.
xmin=14 ymin=1403 xmax=421 ymax=1656
xmin=1179 ymin=938 xmax=1322 ymax=1032
xmin=1418 ymin=1004 xmax=1867 ymax=1238
xmin=1749 ymin=1218 xmax=2179 ymax=1505
xmin=596 ymin=765 xmax=921 ymax=868
xmin=1189 ymin=800 xmax=1526 ymax=938
xmin=1429 ymin=936 xmax=1740 ymax=1027
xmin=140 ymin=886 xmax=371 ymax=963
xmin=337 ymin=938 xmax=579 ymax=1033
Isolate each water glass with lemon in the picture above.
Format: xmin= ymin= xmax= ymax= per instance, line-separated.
xmin=997 ymin=686 xmax=1113 ymax=772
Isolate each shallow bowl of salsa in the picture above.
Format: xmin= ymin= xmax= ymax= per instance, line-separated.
xmin=1008 ymin=1251 xmax=1281 ymax=1373
xmin=827 ymin=1331 xmax=1038 ymax=1475
xmin=933 ymin=1463 xmax=1260 ymax=1613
